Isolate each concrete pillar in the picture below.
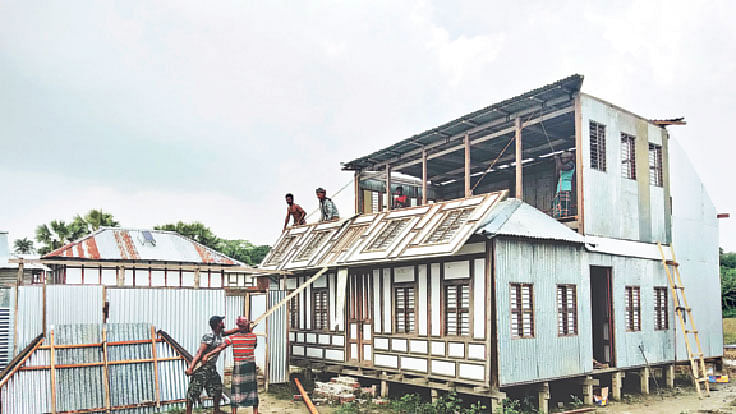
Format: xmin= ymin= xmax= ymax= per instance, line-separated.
xmin=431 ymin=389 xmax=439 ymax=403
xmin=639 ymin=367 xmax=650 ymax=394
xmin=490 ymin=398 xmax=502 ymax=414
xmin=380 ymin=380 xmax=388 ymax=398
xmin=611 ymin=372 xmax=624 ymax=401
xmin=538 ymin=382 xmax=550 ymax=414
xmin=665 ymin=365 xmax=675 ymax=388
xmin=582 ymin=376 xmax=594 ymax=406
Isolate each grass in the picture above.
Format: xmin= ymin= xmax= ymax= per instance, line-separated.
xmin=724 ymin=318 xmax=736 ymax=344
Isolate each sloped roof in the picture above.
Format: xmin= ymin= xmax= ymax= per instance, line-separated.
xmin=476 ymin=199 xmax=584 ymax=243
xmin=260 ymin=191 xmax=509 ymax=271
xmin=43 ymin=228 xmax=239 ymax=265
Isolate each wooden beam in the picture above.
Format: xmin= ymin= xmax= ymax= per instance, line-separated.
xmin=12 ymin=285 xmax=19 ymax=357
xmin=17 ymin=258 xmax=24 ymax=285
xmin=422 ymin=148 xmax=428 ymax=205
xmin=385 ymin=164 xmax=392 ymax=211
xmin=102 ymin=326 xmax=111 ymax=413
xmin=151 ymin=326 xmax=161 ymax=409
xmin=364 ymin=98 xmax=573 ymax=171
xmin=574 ymin=94 xmax=585 ymax=234
xmin=515 ymin=118 xmax=523 ymax=200
xmin=464 ymin=134 xmax=471 ymax=197
xmin=12 ymin=258 xmax=289 ymax=275
xmin=354 ymin=170 xmax=361 ymax=214
xmin=0 ymin=337 xmax=44 ymax=389
xmin=50 ymin=329 xmax=57 ymax=414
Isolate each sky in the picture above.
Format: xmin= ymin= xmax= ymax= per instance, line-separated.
xmin=0 ymin=0 xmax=734 ymax=251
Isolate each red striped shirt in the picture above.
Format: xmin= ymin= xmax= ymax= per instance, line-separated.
xmin=225 ymin=332 xmax=257 ymax=362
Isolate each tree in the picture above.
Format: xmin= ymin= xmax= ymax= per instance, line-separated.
xmin=154 ymin=222 xmax=220 ymax=249
xmin=85 ymin=210 xmax=119 ymax=231
xmin=13 ymin=238 xmax=34 ymax=254
xmin=721 ymin=248 xmax=736 ymax=317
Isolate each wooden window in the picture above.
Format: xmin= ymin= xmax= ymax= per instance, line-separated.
xmin=394 ymin=283 xmax=415 ymax=333
xmin=312 ymin=288 xmax=328 ymax=330
xmin=365 ymin=219 xmax=410 ymax=251
xmin=294 ymin=231 xmax=329 ymax=262
xmin=444 ymin=282 xmax=470 ymax=336
xmin=289 ymin=296 xmax=300 ymax=329
xmin=654 ymin=287 xmax=669 ymax=330
xmin=649 ymin=143 xmax=663 ymax=187
xmin=557 ymin=285 xmax=577 ymax=336
xmin=423 ymin=208 xmax=472 ymax=244
xmin=625 ymin=286 xmax=641 ymax=331
xmin=620 ymin=133 xmax=636 ymax=179
xmin=590 ymin=121 xmax=607 ymax=171
xmin=510 ymin=283 xmax=534 ymax=338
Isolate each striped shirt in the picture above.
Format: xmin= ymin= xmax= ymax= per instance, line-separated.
xmin=225 ymin=332 xmax=257 ymax=362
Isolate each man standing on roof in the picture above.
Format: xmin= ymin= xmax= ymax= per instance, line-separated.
xmin=552 ymin=151 xmax=575 ymax=218
xmin=185 ymin=315 xmax=233 ymax=414
xmin=203 ymin=317 xmax=259 ymax=414
xmin=284 ymin=193 xmax=307 ymax=229
xmin=316 ymin=187 xmax=340 ymax=222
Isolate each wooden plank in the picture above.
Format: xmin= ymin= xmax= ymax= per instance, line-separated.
xmin=0 ymin=337 xmax=44 ymax=389
xmin=464 ymin=133 xmax=471 ymax=197
xmin=574 ymin=94 xmax=585 ymax=233
xmin=17 ymin=259 xmax=24 ymax=285
xmin=50 ymin=329 xmax=57 ymax=414
xmin=21 ymin=356 xmax=184 ymax=371
xmin=12 ymin=284 xmax=19 ymax=357
xmin=354 ymin=170 xmax=361 ymax=214
xmin=514 ymin=118 xmax=523 ymax=200
xmin=151 ymin=326 xmax=161 ymax=409
xmin=42 ymin=283 xmax=47 ymax=335
xmin=11 ymin=258 xmax=288 ymax=275
xmin=102 ymin=326 xmax=111 ymax=413
xmin=386 ymin=164 xmax=392 ymax=211
xmin=422 ymin=148 xmax=428 ymax=205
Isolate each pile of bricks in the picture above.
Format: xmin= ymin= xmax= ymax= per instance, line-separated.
xmin=310 ymin=376 xmax=387 ymax=406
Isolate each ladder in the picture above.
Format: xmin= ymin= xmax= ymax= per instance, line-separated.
xmin=657 ymin=242 xmax=710 ymax=398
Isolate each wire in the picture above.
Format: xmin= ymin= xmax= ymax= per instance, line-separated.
xmin=305 ymin=178 xmax=355 ymax=220
xmin=470 ymin=135 xmax=516 ymax=194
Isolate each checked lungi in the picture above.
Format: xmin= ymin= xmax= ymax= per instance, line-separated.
xmin=231 ymin=360 xmax=259 ymax=407
xmin=552 ymin=190 xmax=572 ymax=218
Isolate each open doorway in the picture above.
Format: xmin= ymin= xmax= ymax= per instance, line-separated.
xmin=590 ymin=266 xmax=615 ymax=367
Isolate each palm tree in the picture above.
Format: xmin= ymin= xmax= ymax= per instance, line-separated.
xmin=13 ymin=238 xmax=34 ymax=254
xmin=85 ymin=210 xmax=119 ymax=231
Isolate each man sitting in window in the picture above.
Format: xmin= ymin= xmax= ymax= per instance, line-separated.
xmin=393 ymin=186 xmax=408 ymax=209
xmin=552 ymin=151 xmax=575 ymax=218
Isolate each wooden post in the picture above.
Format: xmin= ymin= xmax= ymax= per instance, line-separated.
xmin=464 ymin=133 xmax=471 ymax=197
xmin=611 ymin=371 xmax=623 ymax=401
xmin=17 ymin=258 xmax=24 ymax=285
xmin=12 ymin=285 xmax=19 ymax=356
xmin=380 ymin=380 xmax=388 ymax=397
xmin=354 ymin=170 xmax=361 ymax=215
xmin=385 ymin=164 xmax=392 ymax=211
xmin=50 ymin=328 xmax=57 ymax=414
xmin=193 ymin=267 xmax=200 ymax=289
xmin=264 ymin=318 xmax=270 ymax=391
xmin=514 ymin=118 xmax=523 ymax=200
xmin=574 ymin=94 xmax=585 ymax=233
xmin=42 ymin=283 xmax=47 ymax=336
xmin=116 ymin=266 xmax=125 ymax=286
xmin=665 ymin=364 xmax=675 ymax=387
xmin=639 ymin=367 xmax=650 ymax=394
xmin=151 ymin=326 xmax=161 ymax=408
xmin=537 ymin=382 xmax=550 ymax=414
xmin=102 ymin=325 xmax=111 ymax=413
xmin=431 ymin=388 xmax=439 ymax=403
xmin=422 ymin=148 xmax=428 ymax=205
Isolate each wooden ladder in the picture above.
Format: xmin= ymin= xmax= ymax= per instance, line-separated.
xmin=657 ymin=242 xmax=710 ymax=398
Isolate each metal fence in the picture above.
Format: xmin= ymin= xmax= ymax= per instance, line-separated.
xmin=268 ymin=290 xmax=288 ymax=383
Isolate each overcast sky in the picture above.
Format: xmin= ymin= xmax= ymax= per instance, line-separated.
xmin=1 ymin=1 xmax=734 ymax=251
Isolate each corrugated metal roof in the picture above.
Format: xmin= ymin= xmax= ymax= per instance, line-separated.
xmin=476 ymin=199 xmax=584 ymax=243
xmin=342 ymin=74 xmax=583 ymax=171
xmin=43 ymin=228 xmax=239 ymax=265
xmin=260 ymin=191 xmax=508 ymax=271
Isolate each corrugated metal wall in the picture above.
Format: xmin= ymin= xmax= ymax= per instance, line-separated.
xmin=495 ymin=237 xmax=592 ymax=385
xmin=13 ymin=285 xmax=44 ymax=357
xmin=588 ymin=252 xmax=676 ymax=368
xmin=224 ymin=295 xmax=246 ymax=368
xmin=0 ymin=346 xmax=52 ymax=413
xmin=0 ymin=287 xmax=11 ymax=368
xmin=47 ymin=285 xmax=104 ymax=328
xmin=106 ymin=288 xmax=227 ymax=375
xmin=55 ymin=324 xmax=106 ymax=411
xmin=268 ymin=290 xmax=288 ymax=383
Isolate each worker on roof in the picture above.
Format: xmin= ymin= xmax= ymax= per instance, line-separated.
xmin=316 ymin=187 xmax=340 ymax=222
xmin=284 ymin=193 xmax=307 ymax=229
xmin=552 ymin=151 xmax=575 ymax=218
xmin=393 ymin=186 xmax=408 ymax=209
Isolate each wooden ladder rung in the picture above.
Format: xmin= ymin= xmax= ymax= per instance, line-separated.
xmin=690 ymin=352 xmax=704 ymax=358
xmin=685 ymin=330 xmax=699 ymax=334
xmin=695 ymin=377 xmax=708 ymax=382
xmin=666 ymin=260 xmax=679 ymax=266
xmin=673 ymin=285 xmax=685 ymax=290
xmin=677 ymin=307 xmax=692 ymax=311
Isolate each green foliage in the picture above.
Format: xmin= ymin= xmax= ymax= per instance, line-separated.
xmin=35 ymin=210 xmax=119 ymax=254
xmin=155 ymin=221 xmax=270 ymax=265
xmin=13 ymin=238 xmax=34 ymax=254
xmin=495 ymin=398 xmax=538 ymax=414
xmin=722 ymin=249 xmax=736 ymax=318
xmin=569 ymin=394 xmax=584 ymax=408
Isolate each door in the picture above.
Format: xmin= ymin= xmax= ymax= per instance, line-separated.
xmin=347 ymin=271 xmax=373 ymax=366
xmin=590 ymin=266 xmax=615 ymax=367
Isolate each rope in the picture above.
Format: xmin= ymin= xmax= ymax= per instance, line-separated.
xmin=470 ymin=135 xmax=516 ymax=193
xmin=540 ymin=117 xmax=556 ymax=152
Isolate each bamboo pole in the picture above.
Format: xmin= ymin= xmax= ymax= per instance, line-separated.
xmin=102 ymin=325 xmax=111 ymax=413
xmin=50 ymin=329 xmax=57 ymax=414
xmin=151 ymin=326 xmax=161 ymax=409
xmin=0 ymin=338 xmax=45 ymax=388
xmin=514 ymin=118 xmax=523 ymax=201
